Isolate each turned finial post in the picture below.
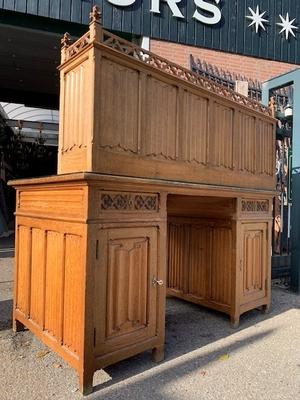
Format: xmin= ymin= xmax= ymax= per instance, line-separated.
xmin=61 ymin=32 xmax=71 ymax=63
xmin=269 ymin=96 xmax=276 ymax=118
xmin=89 ymin=5 xmax=103 ymax=42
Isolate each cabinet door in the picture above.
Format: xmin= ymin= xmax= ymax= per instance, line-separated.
xmin=240 ymin=223 xmax=268 ymax=305
xmin=94 ymin=227 xmax=159 ymax=355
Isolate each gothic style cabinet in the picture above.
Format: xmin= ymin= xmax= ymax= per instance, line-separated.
xmin=10 ymin=11 xmax=275 ymax=396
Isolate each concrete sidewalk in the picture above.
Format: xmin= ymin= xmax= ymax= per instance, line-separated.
xmin=1 ymin=256 xmax=300 ymax=400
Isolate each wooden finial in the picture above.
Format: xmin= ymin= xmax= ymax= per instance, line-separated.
xmin=89 ymin=5 xmax=102 ymax=25
xmin=269 ymin=96 xmax=276 ymax=118
xmin=61 ymin=32 xmax=71 ymax=49
xmin=89 ymin=6 xmax=103 ymax=42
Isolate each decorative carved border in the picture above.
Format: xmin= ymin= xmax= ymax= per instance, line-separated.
xmin=241 ymin=199 xmax=269 ymax=213
xmin=100 ymin=31 xmax=271 ymax=117
xmin=61 ymin=17 xmax=272 ymax=118
xmin=65 ymin=31 xmax=92 ymax=61
xmin=100 ymin=192 xmax=159 ymax=212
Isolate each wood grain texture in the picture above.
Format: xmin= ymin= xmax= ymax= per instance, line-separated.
xmin=16 ymin=225 xmax=32 ymax=316
xmin=97 ymin=58 xmax=139 ymax=155
xmin=94 ymin=226 xmax=160 ymax=356
xmin=18 ymin=187 xmax=86 ymax=220
xmin=63 ymin=234 xmax=84 ymax=355
xmin=58 ymin=31 xmax=276 ymax=191
xmin=180 ymin=91 xmax=208 ymax=165
xmin=44 ymin=231 xmax=64 ymax=340
xmin=30 ymin=228 xmax=46 ymax=327
xmin=14 ymin=214 xmax=86 ymax=361
xmin=58 ymin=54 xmax=93 ymax=174
xmin=168 ymin=218 xmax=232 ymax=310
xmin=11 ymin=174 xmax=273 ymax=395
xmin=240 ymin=223 xmax=268 ymax=305
xmin=106 ymin=237 xmax=149 ymax=339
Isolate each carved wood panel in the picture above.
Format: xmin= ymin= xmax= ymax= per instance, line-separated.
xmin=100 ymin=191 xmax=159 ymax=212
xmin=30 ymin=228 xmax=46 ymax=327
xmin=235 ymin=112 xmax=256 ymax=173
xmin=16 ymin=225 xmax=31 ymax=316
xmin=188 ymin=225 xmax=210 ymax=299
xmin=106 ymin=238 xmax=148 ymax=339
xmin=143 ymin=77 xmax=177 ymax=160
xmin=16 ymin=222 xmax=85 ymax=356
xmin=59 ymin=42 xmax=276 ymax=191
xmin=61 ymin=60 xmax=90 ymax=153
xmin=168 ymin=220 xmax=232 ymax=307
xmin=210 ymin=227 xmax=232 ymax=306
xmin=256 ymin=120 xmax=274 ymax=176
xmin=98 ymin=58 xmax=139 ymax=154
xmin=241 ymin=199 xmax=270 ymax=215
xmin=240 ymin=223 xmax=267 ymax=304
xmin=95 ymin=227 xmax=158 ymax=353
xmin=180 ymin=91 xmax=208 ymax=165
xmin=209 ymin=103 xmax=233 ymax=169
xmin=168 ymin=223 xmax=189 ymax=293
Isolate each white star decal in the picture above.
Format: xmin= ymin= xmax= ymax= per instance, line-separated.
xmin=277 ymin=13 xmax=298 ymax=40
xmin=246 ymin=6 xmax=268 ymax=33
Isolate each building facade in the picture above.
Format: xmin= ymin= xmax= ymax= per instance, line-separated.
xmin=150 ymin=39 xmax=298 ymax=83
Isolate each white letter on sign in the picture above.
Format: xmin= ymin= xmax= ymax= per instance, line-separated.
xmin=106 ymin=0 xmax=135 ymax=6
xmin=150 ymin=0 xmax=184 ymax=19
xmin=193 ymin=0 xmax=221 ymax=25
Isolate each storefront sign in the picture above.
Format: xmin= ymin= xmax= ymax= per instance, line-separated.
xmin=106 ymin=0 xmax=222 ymax=25
xmin=1 ymin=0 xmax=300 ymax=64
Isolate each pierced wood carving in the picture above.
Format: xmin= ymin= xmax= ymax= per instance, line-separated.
xmin=64 ymin=31 xmax=91 ymax=61
xmin=101 ymin=192 xmax=159 ymax=212
xmin=61 ymin=17 xmax=271 ymax=117
xmin=241 ymin=200 xmax=269 ymax=213
xmin=100 ymin=30 xmax=271 ymax=116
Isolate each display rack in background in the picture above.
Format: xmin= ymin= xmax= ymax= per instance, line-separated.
xmin=269 ymin=94 xmax=293 ymax=279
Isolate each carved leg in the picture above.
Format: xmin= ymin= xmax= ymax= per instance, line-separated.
xmin=230 ymin=315 xmax=240 ymax=329
xmin=152 ymin=345 xmax=165 ymax=363
xmin=13 ymin=318 xmax=25 ymax=333
xmin=262 ymin=304 xmax=271 ymax=314
xmin=79 ymin=369 xmax=94 ymax=396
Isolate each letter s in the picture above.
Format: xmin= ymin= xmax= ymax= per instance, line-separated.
xmin=193 ymin=0 xmax=221 ymax=25
xmin=106 ymin=0 xmax=135 ymax=6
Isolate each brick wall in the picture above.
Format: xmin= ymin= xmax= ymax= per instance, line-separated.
xmin=150 ymin=40 xmax=298 ymax=83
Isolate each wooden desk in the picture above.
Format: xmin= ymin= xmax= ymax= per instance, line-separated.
xmin=10 ymin=10 xmax=276 ymax=395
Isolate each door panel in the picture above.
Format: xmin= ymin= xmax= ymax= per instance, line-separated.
xmin=188 ymin=225 xmax=210 ymax=299
xmin=94 ymin=227 xmax=158 ymax=354
xmin=210 ymin=227 xmax=232 ymax=306
xmin=241 ymin=223 xmax=267 ymax=304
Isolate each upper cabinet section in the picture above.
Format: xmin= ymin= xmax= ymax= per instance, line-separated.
xmin=58 ymin=11 xmax=276 ymax=191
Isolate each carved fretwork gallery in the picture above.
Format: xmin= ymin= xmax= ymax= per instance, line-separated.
xmin=10 ymin=6 xmax=276 ymax=396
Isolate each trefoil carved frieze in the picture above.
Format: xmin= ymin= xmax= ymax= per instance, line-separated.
xmin=101 ymin=192 xmax=159 ymax=212
xmin=241 ymin=200 xmax=269 ymax=213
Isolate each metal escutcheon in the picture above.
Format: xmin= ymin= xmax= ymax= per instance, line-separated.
xmin=152 ymin=277 xmax=164 ymax=287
